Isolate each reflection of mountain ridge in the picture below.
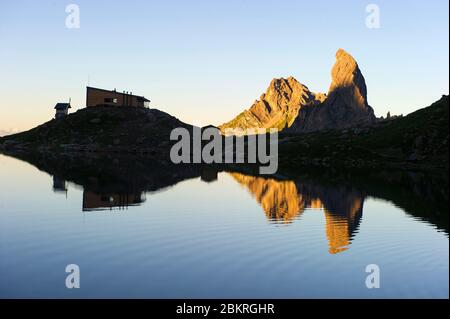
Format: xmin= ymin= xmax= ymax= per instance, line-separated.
xmin=2 ymin=150 xmax=447 ymax=234
xmin=230 ymin=173 xmax=305 ymax=222
xmin=6 ymin=151 xmax=207 ymax=193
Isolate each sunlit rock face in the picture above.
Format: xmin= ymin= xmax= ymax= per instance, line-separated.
xmin=219 ymin=77 xmax=325 ymax=132
xmin=229 ymin=172 xmax=364 ymax=254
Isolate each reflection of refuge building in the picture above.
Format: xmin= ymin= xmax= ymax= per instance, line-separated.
xmin=82 ymin=191 xmax=146 ymax=211
xmin=52 ymin=176 xmax=67 ymax=193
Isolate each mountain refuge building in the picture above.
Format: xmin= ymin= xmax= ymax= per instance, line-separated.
xmin=54 ymin=102 xmax=71 ymax=119
xmin=86 ymin=86 xmax=150 ymax=108
xmin=53 ymin=87 xmax=151 ymax=120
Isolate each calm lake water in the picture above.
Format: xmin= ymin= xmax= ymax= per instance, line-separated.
xmin=0 ymin=153 xmax=448 ymax=298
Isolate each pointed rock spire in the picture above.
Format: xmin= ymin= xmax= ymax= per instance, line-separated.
xmin=326 ymin=48 xmax=373 ymax=116
xmin=288 ymin=49 xmax=376 ymax=133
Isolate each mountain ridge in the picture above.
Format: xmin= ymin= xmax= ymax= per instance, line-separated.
xmin=219 ymin=76 xmax=326 ymax=132
xmin=220 ymin=49 xmax=376 ymax=133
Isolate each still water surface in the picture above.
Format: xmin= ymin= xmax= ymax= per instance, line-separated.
xmin=0 ymin=154 xmax=448 ymax=298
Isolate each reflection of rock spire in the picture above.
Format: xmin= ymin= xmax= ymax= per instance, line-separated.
xmin=324 ymin=197 xmax=363 ymax=254
xmin=229 ymin=172 xmax=365 ymax=254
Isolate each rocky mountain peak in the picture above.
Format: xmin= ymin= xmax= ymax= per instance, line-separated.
xmin=264 ymin=76 xmax=317 ymax=111
xmin=221 ymin=49 xmax=375 ymax=133
xmin=219 ymin=76 xmax=325 ymax=131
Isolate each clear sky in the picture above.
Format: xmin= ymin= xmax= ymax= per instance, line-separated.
xmin=0 ymin=0 xmax=448 ymax=133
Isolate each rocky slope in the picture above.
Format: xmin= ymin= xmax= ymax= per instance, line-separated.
xmin=219 ymin=77 xmax=326 ymax=132
xmin=220 ymin=49 xmax=375 ymax=133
